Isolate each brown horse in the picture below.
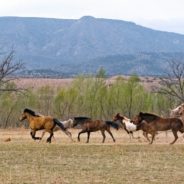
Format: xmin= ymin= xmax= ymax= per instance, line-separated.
xmin=132 ymin=112 xmax=184 ymax=144
xmin=73 ymin=118 xmax=118 ymax=143
xmin=19 ymin=108 xmax=73 ymax=143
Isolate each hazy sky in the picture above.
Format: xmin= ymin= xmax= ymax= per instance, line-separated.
xmin=1 ymin=0 xmax=184 ymax=34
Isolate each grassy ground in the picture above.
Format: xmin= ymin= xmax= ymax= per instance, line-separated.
xmin=0 ymin=129 xmax=184 ymax=184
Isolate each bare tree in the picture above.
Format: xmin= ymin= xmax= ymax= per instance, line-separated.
xmin=159 ymin=61 xmax=184 ymax=102
xmin=0 ymin=50 xmax=24 ymax=93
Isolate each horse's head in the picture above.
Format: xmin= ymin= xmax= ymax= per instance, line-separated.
xmin=19 ymin=111 xmax=27 ymax=121
xmin=131 ymin=113 xmax=142 ymax=125
xmin=19 ymin=108 xmax=38 ymax=121
xmin=113 ymin=113 xmax=125 ymax=126
xmin=170 ymin=103 xmax=184 ymax=117
xmin=113 ymin=113 xmax=124 ymax=121
xmin=67 ymin=119 xmax=74 ymax=128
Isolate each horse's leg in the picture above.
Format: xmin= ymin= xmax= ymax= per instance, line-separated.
xmin=131 ymin=132 xmax=140 ymax=139
xmin=106 ymin=129 xmax=116 ymax=142
xmin=143 ymin=131 xmax=150 ymax=142
xmin=86 ymin=131 xmax=91 ymax=143
xmin=30 ymin=130 xmax=41 ymax=140
xmin=101 ymin=130 xmax=106 ymax=143
xmin=128 ymin=132 xmax=132 ymax=140
xmin=130 ymin=132 xmax=134 ymax=139
xmin=39 ymin=131 xmax=46 ymax=142
xmin=170 ymin=130 xmax=178 ymax=145
xmin=150 ymin=132 xmax=156 ymax=144
xmin=78 ymin=129 xmax=87 ymax=142
xmin=64 ymin=129 xmax=74 ymax=142
xmin=124 ymin=128 xmax=130 ymax=138
xmin=47 ymin=131 xmax=54 ymax=143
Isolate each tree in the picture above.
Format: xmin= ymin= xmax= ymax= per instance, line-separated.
xmin=96 ymin=67 xmax=106 ymax=78
xmin=0 ymin=50 xmax=24 ymax=93
xmin=124 ymin=74 xmax=140 ymax=117
xmin=159 ymin=61 xmax=184 ymax=104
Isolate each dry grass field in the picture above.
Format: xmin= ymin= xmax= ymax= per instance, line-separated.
xmin=14 ymin=76 xmax=161 ymax=91
xmin=0 ymin=129 xmax=184 ymax=184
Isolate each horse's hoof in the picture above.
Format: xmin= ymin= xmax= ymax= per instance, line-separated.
xmin=46 ymin=139 xmax=51 ymax=143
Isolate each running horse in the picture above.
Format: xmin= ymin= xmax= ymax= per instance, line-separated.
xmin=72 ymin=117 xmax=118 ymax=143
xmin=113 ymin=113 xmax=137 ymax=139
xmin=132 ymin=112 xmax=184 ymax=144
xmin=19 ymin=108 xmax=73 ymax=143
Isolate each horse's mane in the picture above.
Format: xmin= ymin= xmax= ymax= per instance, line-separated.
xmin=74 ymin=117 xmax=91 ymax=122
xmin=139 ymin=112 xmax=160 ymax=121
xmin=73 ymin=117 xmax=91 ymax=127
xmin=24 ymin=108 xmax=41 ymax=117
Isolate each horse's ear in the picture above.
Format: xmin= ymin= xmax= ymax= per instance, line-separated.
xmin=116 ymin=113 xmax=120 ymax=117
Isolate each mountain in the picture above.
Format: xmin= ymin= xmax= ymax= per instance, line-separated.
xmin=0 ymin=16 xmax=184 ymax=76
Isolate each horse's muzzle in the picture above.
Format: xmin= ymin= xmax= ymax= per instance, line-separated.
xmin=19 ymin=116 xmax=26 ymax=121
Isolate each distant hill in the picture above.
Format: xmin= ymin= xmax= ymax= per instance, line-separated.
xmin=0 ymin=16 xmax=184 ymax=76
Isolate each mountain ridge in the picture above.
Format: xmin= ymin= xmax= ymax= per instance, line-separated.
xmin=0 ymin=16 xmax=184 ymax=76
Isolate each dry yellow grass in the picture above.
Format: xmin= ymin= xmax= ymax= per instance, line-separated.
xmin=0 ymin=129 xmax=184 ymax=184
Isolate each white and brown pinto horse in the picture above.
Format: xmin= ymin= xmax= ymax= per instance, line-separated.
xmin=113 ymin=113 xmax=137 ymax=139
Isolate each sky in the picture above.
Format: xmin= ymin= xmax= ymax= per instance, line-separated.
xmin=0 ymin=0 xmax=184 ymax=34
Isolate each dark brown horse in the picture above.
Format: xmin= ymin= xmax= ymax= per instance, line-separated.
xmin=73 ymin=118 xmax=118 ymax=143
xmin=19 ymin=108 xmax=73 ymax=143
xmin=132 ymin=112 xmax=184 ymax=144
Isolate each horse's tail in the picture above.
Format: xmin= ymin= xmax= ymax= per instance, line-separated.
xmin=53 ymin=118 xmax=73 ymax=141
xmin=105 ymin=121 xmax=119 ymax=130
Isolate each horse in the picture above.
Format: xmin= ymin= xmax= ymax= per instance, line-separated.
xmin=54 ymin=119 xmax=74 ymax=131
xmin=19 ymin=108 xmax=73 ymax=143
xmin=73 ymin=118 xmax=118 ymax=143
xmin=54 ymin=117 xmax=89 ymax=131
xmin=170 ymin=103 xmax=184 ymax=122
xmin=132 ymin=112 xmax=184 ymax=144
xmin=113 ymin=113 xmax=137 ymax=139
